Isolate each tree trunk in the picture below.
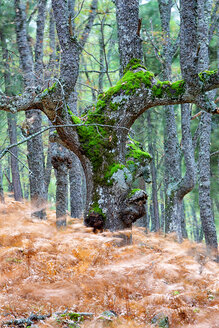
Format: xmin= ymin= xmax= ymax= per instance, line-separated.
xmin=44 ymin=140 xmax=52 ymax=201
xmin=0 ymin=161 xmax=4 ymax=203
xmin=198 ymin=112 xmax=218 ymax=252
xmin=26 ymin=110 xmax=46 ymax=219
xmin=191 ymin=202 xmax=200 ymax=242
xmin=158 ymin=0 xmax=184 ymax=239
xmin=147 ymin=111 xmax=160 ymax=231
xmin=135 ymin=177 xmax=148 ymax=229
xmin=5 ymin=157 xmax=13 ymax=193
xmin=0 ymin=28 xmax=23 ymax=201
xmin=7 ymin=114 xmax=23 ymax=201
xmin=197 ymin=0 xmax=218 ymax=256
xmin=69 ymin=156 xmax=84 ymax=218
xmin=160 ymin=0 xmax=197 ymax=241
xmin=14 ymin=0 xmax=47 ymax=218
xmin=51 ymin=144 xmax=72 ymax=227
xmin=160 ymin=189 xmax=165 ymax=232
xmin=181 ymin=201 xmax=188 ymax=238
xmin=67 ymin=91 xmax=84 ymax=219
xmin=116 ymin=0 xmax=142 ymax=75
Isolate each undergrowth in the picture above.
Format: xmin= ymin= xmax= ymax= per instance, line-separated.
xmin=0 ymin=197 xmax=218 ymax=328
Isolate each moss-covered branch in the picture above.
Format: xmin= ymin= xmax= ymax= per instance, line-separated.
xmin=0 ymin=59 xmax=218 ymax=117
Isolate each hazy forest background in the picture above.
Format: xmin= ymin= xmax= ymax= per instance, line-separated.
xmin=0 ymin=0 xmax=218 ymax=248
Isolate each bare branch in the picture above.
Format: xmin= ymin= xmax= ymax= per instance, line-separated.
xmin=79 ymin=0 xmax=98 ymax=51
xmin=79 ymin=69 xmax=119 ymax=74
xmin=143 ymin=24 xmax=164 ymax=65
xmin=0 ymin=123 xmax=130 ymax=160
xmin=191 ymin=111 xmax=202 ymax=120
xmin=210 ymin=150 xmax=219 ymax=157
xmin=100 ymin=16 xmax=113 ymax=87
xmin=72 ymin=0 xmax=86 ymax=20
xmin=171 ymin=32 xmax=180 ymax=58
xmin=76 ymin=81 xmax=99 ymax=93
xmin=78 ymin=43 xmax=104 ymax=67
xmin=7 ymin=149 xmax=33 ymax=175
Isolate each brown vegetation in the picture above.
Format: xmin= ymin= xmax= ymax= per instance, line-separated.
xmin=0 ymin=197 xmax=218 ymax=327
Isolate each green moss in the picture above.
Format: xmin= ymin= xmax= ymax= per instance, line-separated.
xmin=42 ymin=82 xmax=57 ymax=96
xmin=128 ymin=188 xmax=142 ymax=198
xmin=171 ymin=80 xmax=185 ymax=92
xmin=109 ymin=101 xmax=119 ymax=111
xmin=96 ymin=99 xmax=106 ymax=112
xmin=98 ymin=66 xmax=154 ymax=103
xmin=126 ymin=159 xmax=138 ymax=170
xmin=123 ymin=58 xmax=147 ymax=74
xmin=89 ymin=202 xmax=106 ymax=218
xmin=104 ymin=163 xmax=126 ymax=180
xmin=70 ymin=113 xmax=106 ymax=171
xmin=126 ymin=141 xmax=152 ymax=162
xmin=198 ymin=70 xmax=217 ymax=82
xmin=152 ymin=80 xmax=185 ymax=98
xmin=68 ymin=105 xmax=118 ymax=177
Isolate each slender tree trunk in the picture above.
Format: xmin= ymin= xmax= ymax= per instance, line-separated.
xmin=147 ymin=111 xmax=160 ymax=231
xmin=5 ymin=157 xmax=13 ymax=193
xmin=158 ymin=1 xmax=184 ymax=239
xmin=198 ymin=112 xmax=218 ymax=253
xmin=7 ymin=114 xmax=23 ymax=201
xmin=197 ymin=0 xmax=218 ymax=256
xmin=181 ymin=201 xmax=188 ymax=238
xmin=160 ymin=189 xmax=165 ymax=232
xmin=163 ymin=104 xmax=181 ymax=236
xmin=0 ymin=29 xmax=23 ymax=201
xmin=14 ymin=0 xmax=47 ymax=218
xmin=0 ymin=161 xmax=4 ymax=203
xmin=51 ymin=144 xmax=72 ymax=227
xmin=159 ymin=0 xmax=197 ymax=241
xmin=44 ymin=140 xmax=52 ymax=201
xmin=69 ymin=158 xmax=84 ymax=218
xmin=67 ymin=91 xmax=84 ymax=219
xmin=191 ymin=202 xmax=200 ymax=242
xmin=26 ymin=110 xmax=46 ymax=219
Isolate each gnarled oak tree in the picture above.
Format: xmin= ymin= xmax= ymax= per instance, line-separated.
xmin=0 ymin=0 xmax=218 ymax=233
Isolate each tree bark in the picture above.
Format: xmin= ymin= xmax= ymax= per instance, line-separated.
xmin=160 ymin=189 xmax=165 ymax=231
xmin=0 ymin=161 xmax=5 ymax=203
xmin=197 ymin=0 xmax=218 ymax=256
xmin=51 ymin=143 xmax=72 ymax=227
xmin=44 ymin=140 xmax=52 ymax=201
xmin=147 ymin=111 xmax=160 ymax=231
xmin=67 ymin=90 xmax=84 ymax=219
xmin=14 ymin=0 xmax=47 ymax=218
xmin=158 ymin=0 xmax=185 ymax=240
xmin=7 ymin=114 xmax=23 ymax=201
xmin=115 ymin=0 xmax=142 ymax=75
xmin=0 ymin=28 xmax=23 ymax=201
xmin=158 ymin=0 xmax=202 ymax=242
xmin=69 ymin=156 xmax=84 ymax=218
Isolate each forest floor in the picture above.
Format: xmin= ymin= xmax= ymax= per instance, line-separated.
xmin=0 ymin=197 xmax=218 ymax=328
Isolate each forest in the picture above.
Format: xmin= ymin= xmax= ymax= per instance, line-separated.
xmin=0 ymin=0 xmax=218 ymax=327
